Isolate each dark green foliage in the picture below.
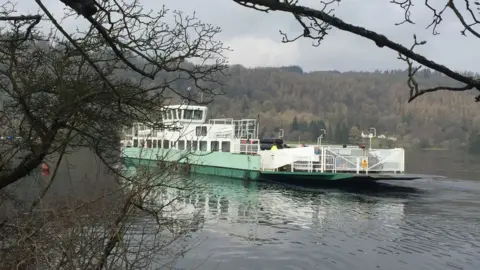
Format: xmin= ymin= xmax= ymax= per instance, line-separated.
xmin=468 ymin=131 xmax=480 ymax=154
xmin=206 ymin=65 xmax=478 ymax=148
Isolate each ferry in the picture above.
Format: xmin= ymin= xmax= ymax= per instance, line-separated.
xmin=120 ymin=103 xmax=419 ymax=185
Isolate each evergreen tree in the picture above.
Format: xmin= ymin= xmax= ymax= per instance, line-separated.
xmin=341 ymin=122 xmax=349 ymax=143
xmin=326 ymin=124 xmax=333 ymax=142
xmin=348 ymin=125 xmax=361 ymax=143
xmin=298 ymin=120 xmax=308 ymax=131
xmin=291 ymin=116 xmax=299 ymax=131
xmin=309 ymin=120 xmax=318 ymax=141
xmin=468 ymin=131 xmax=480 ymax=154
xmin=334 ymin=122 xmax=342 ymax=143
xmin=317 ymin=120 xmax=326 ymax=131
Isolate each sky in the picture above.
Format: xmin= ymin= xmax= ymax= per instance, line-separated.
xmin=14 ymin=0 xmax=480 ymax=73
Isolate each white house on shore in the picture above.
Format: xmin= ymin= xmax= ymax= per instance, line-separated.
xmin=361 ymin=132 xmax=397 ymax=141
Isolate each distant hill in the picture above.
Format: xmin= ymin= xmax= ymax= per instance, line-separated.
xmin=3 ymin=52 xmax=477 ymax=150
xmin=203 ymin=65 xmax=479 ymax=150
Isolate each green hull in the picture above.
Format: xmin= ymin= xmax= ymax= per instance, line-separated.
xmin=124 ymin=157 xmax=260 ymax=180
xmin=190 ymin=164 xmax=260 ymax=179
xmin=122 ymin=148 xmax=261 ymax=180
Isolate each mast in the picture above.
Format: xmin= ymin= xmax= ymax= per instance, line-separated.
xmin=256 ymin=114 xmax=260 ymax=139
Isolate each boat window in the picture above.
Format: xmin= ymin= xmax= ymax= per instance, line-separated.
xmin=211 ymin=141 xmax=219 ymax=151
xmin=221 ymin=141 xmax=230 ymax=152
xmin=133 ymin=139 xmax=138 ymax=147
xmin=146 ymin=139 xmax=152 ymax=148
xmin=153 ymin=140 xmax=157 ymax=148
xmin=168 ymin=110 xmax=173 ymax=120
xmin=196 ymin=126 xmax=207 ymax=136
xmin=199 ymin=141 xmax=207 ymax=151
xmin=193 ymin=110 xmax=203 ymax=120
xmin=140 ymin=139 xmax=145 ymax=148
xmin=172 ymin=110 xmax=177 ymax=120
xmin=163 ymin=140 xmax=169 ymax=149
xmin=184 ymin=109 xmax=193 ymax=120
xmin=192 ymin=141 xmax=198 ymax=151
xmin=178 ymin=109 xmax=183 ymax=120
xmin=186 ymin=141 xmax=192 ymax=151
xmin=178 ymin=140 xmax=185 ymax=150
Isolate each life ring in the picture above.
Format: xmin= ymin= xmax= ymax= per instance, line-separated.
xmin=41 ymin=163 xmax=50 ymax=176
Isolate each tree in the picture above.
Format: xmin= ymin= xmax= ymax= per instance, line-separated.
xmin=0 ymin=1 xmax=227 ymax=268
xmin=309 ymin=120 xmax=326 ymax=141
xmin=291 ymin=116 xmax=299 ymax=130
xmin=326 ymin=124 xmax=333 ymax=142
xmin=340 ymin=122 xmax=349 ymax=143
xmin=468 ymin=131 xmax=480 ymax=154
xmin=334 ymin=122 xmax=342 ymax=143
xmin=233 ymin=0 xmax=480 ymax=102
xmin=0 ymin=1 xmax=227 ymax=189
xmin=348 ymin=125 xmax=361 ymax=143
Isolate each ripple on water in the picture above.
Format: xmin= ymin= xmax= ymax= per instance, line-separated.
xmin=173 ymin=178 xmax=480 ymax=270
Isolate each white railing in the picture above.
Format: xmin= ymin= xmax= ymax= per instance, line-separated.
xmin=208 ymin=118 xmax=234 ymax=125
xmin=259 ymin=146 xmax=405 ymax=174
xmin=232 ymin=139 xmax=260 ymax=154
xmin=291 ymin=156 xmax=320 ymax=172
xmin=233 ymin=119 xmax=258 ymax=139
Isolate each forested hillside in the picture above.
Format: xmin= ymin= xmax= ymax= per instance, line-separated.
xmin=203 ymin=65 xmax=479 ymax=150
xmin=3 ymin=56 xmax=477 ymax=150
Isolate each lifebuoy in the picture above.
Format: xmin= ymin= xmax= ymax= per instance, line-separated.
xmin=41 ymin=163 xmax=50 ymax=177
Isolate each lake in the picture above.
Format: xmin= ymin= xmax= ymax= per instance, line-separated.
xmin=4 ymin=149 xmax=480 ymax=270
xmin=172 ymin=150 xmax=480 ymax=270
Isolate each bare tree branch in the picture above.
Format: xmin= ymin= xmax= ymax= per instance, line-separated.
xmin=234 ymin=0 xmax=480 ymax=102
xmin=0 ymin=0 xmax=225 ymax=267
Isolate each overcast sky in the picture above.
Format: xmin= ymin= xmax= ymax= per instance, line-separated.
xmin=19 ymin=0 xmax=480 ymax=72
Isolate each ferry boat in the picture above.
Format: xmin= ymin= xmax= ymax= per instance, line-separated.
xmin=120 ymin=104 xmax=418 ymax=185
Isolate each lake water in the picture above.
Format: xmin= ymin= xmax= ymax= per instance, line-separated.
xmin=5 ymin=149 xmax=480 ymax=270
xmin=172 ymin=150 xmax=480 ymax=270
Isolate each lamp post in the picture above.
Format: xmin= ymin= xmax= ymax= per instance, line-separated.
xmin=182 ymin=87 xmax=192 ymax=105
xmin=368 ymin=127 xmax=376 ymax=150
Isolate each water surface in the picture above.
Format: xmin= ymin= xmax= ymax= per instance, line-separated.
xmin=172 ymin=150 xmax=480 ymax=270
xmin=5 ymin=149 xmax=480 ymax=270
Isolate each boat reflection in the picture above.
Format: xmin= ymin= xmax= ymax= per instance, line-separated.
xmin=148 ymin=175 xmax=418 ymax=242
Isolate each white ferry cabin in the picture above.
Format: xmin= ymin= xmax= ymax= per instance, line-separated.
xmin=121 ymin=104 xmax=260 ymax=154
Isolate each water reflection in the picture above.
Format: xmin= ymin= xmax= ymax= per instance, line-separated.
xmin=166 ymin=176 xmax=480 ymax=270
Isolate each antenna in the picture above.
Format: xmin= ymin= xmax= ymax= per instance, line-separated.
xmin=182 ymin=87 xmax=192 ymax=105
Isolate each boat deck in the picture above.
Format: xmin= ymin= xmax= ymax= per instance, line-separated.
xmin=258 ymin=171 xmax=421 ymax=186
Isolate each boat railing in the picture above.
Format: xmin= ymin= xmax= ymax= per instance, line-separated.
xmin=259 ymin=146 xmax=405 ymax=174
xmin=208 ymin=118 xmax=234 ymax=125
xmin=232 ymin=139 xmax=260 ymax=154
xmin=291 ymin=156 xmax=320 ymax=172
xmin=365 ymin=148 xmax=405 ymax=172
xmin=233 ymin=119 xmax=258 ymax=139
